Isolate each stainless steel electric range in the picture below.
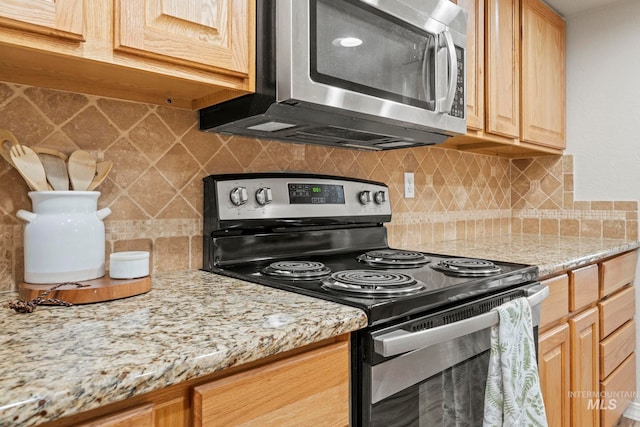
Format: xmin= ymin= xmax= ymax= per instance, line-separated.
xmin=202 ymin=172 xmax=548 ymax=427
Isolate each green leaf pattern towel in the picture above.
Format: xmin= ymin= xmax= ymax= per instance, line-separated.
xmin=482 ymin=298 xmax=548 ymax=427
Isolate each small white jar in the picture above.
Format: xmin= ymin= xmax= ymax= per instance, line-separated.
xmin=109 ymin=251 xmax=150 ymax=279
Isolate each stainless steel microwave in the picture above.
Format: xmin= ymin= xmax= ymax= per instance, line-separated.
xmin=199 ymin=0 xmax=467 ymax=151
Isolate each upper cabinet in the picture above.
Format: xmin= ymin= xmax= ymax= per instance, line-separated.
xmin=521 ymin=0 xmax=566 ymax=149
xmin=447 ymin=0 xmax=566 ymax=157
xmin=486 ymin=0 xmax=520 ymax=139
xmin=0 ymin=0 xmax=85 ymax=42
xmin=114 ymin=0 xmax=249 ymax=75
xmin=0 ymin=0 xmax=254 ymax=109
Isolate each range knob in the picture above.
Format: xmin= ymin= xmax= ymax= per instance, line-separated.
xmin=374 ymin=191 xmax=387 ymax=204
xmin=255 ymin=187 xmax=273 ymax=206
xmin=230 ymin=187 xmax=248 ymax=206
xmin=358 ymin=190 xmax=372 ymax=205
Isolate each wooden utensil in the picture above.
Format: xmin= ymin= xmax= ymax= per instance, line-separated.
xmin=88 ymin=160 xmax=113 ymax=191
xmin=37 ymin=152 xmax=69 ymax=190
xmin=9 ymin=144 xmax=49 ymax=191
xmin=0 ymin=129 xmax=19 ymax=167
xmin=68 ymin=150 xmax=96 ymax=191
xmin=32 ymin=146 xmax=68 ymax=161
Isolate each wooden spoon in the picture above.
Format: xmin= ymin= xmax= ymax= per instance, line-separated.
xmin=37 ymin=151 xmax=69 ymax=190
xmin=87 ymin=160 xmax=113 ymax=191
xmin=0 ymin=129 xmax=19 ymax=167
xmin=9 ymin=144 xmax=49 ymax=191
xmin=68 ymin=150 xmax=97 ymax=191
xmin=32 ymin=146 xmax=68 ymax=161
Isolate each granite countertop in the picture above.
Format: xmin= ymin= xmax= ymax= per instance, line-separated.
xmin=1 ymin=234 xmax=638 ymax=427
xmin=0 ymin=270 xmax=367 ymax=427
xmin=417 ymin=234 xmax=640 ymax=278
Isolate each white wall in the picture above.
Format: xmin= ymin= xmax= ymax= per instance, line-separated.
xmin=565 ymin=0 xmax=640 ymax=416
xmin=565 ymin=0 xmax=640 ymax=197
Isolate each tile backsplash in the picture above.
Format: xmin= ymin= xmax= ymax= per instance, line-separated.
xmin=0 ymin=83 xmax=636 ymax=290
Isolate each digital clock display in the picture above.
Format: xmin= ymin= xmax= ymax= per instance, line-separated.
xmin=288 ymin=183 xmax=345 ymax=204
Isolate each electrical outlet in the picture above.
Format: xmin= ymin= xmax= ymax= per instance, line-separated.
xmin=404 ymin=172 xmax=414 ymax=198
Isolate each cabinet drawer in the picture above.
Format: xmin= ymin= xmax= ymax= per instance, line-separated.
xmin=540 ymin=274 xmax=569 ymax=329
xmin=569 ymin=264 xmax=599 ymax=311
xmin=600 ymin=251 xmax=637 ymax=298
xmin=193 ymin=340 xmax=349 ymax=427
xmin=600 ymin=353 xmax=636 ymax=427
xmin=600 ymin=320 xmax=635 ymax=380
xmin=598 ymin=285 xmax=635 ymax=339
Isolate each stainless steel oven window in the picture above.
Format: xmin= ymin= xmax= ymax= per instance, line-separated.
xmin=358 ymin=283 xmax=547 ymax=426
xmin=370 ymin=327 xmax=493 ymax=426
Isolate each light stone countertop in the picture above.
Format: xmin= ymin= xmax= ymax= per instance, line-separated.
xmin=415 ymin=234 xmax=640 ymax=278
xmin=0 ymin=270 xmax=367 ymax=427
xmin=1 ymin=234 xmax=638 ymax=427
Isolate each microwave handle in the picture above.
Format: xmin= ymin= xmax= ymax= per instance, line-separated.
xmin=437 ymin=29 xmax=458 ymax=114
xmin=373 ymin=284 xmax=549 ymax=358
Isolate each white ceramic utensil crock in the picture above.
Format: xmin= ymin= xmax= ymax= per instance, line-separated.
xmin=17 ymin=191 xmax=111 ymax=283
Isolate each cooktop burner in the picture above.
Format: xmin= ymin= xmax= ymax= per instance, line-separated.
xmin=261 ymin=261 xmax=332 ymax=280
xmin=357 ymin=249 xmax=430 ymax=268
xmin=431 ymin=258 xmax=502 ymax=277
xmin=322 ymin=270 xmax=426 ymax=297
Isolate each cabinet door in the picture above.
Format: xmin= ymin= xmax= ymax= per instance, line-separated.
xmin=485 ymin=0 xmax=519 ymax=138
xmin=76 ymin=404 xmax=154 ymax=427
xmin=539 ymin=323 xmax=570 ymax=427
xmin=193 ymin=340 xmax=349 ymax=427
xmin=115 ymin=0 xmax=251 ymax=75
xmin=0 ymin=0 xmax=85 ymax=42
xmin=569 ymin=307 xmax=600 ymax=427
xmin=456 ymin=0 xmax=484 ymax=131
xmin=520 ymin=0 xmax=566 ymax=149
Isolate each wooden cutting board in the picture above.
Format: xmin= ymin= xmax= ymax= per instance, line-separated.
xmin=18 ymin=275 xmax=151 ymax=304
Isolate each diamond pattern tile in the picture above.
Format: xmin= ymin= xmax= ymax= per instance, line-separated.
xmin=97 ymin=98 xmax=150 ymax=131
xmin=155 ymin=144 xmax=199 ymax=190
xmin=0 ymin=81 xmax=637 ymax=290
xmin=62 ymin=106 xmax=121 ymax=151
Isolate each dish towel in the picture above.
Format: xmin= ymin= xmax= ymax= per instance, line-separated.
xmin=482 ymin=297 xmax=548 ymax=427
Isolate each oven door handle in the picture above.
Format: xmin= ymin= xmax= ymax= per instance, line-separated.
xmin=373 ymin=284 xmax=549 ymax=357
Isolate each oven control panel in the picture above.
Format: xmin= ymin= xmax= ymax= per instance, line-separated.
xmin=212 ymin=175 xmax=391 ymax=220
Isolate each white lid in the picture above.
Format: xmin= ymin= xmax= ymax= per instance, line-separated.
xmin=110 ymin=251 xmax=149 ymax=261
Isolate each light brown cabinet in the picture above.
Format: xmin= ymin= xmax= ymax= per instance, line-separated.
xmin=0 ymin=0 xmax=85 ymax=42
xmin=520 ymin=0 xmax=566 ymax=149
xmin=0 ymin=0 xmax=254 ymax=109
xmin=193 ymin=339 xmax=349 ymax=426
xmin=447 ymin=0 xmax=566 ymax=157
xmin=539 ymin=322 xmax=571 ymax=427
xmin=538 ymin=250 xmax=637 ymax=427
xmin=569 ymin=306 xmax=600 ymax=427
xmin=38 ymin=336 xmax=350 ymax=427
xmin=485 ymin=0 xmax=520 ymax=139
xmin=76 ymin=404 xmax=155 ymax=427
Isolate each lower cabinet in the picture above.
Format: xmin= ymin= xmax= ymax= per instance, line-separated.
xmin=76 ymin=404 xmax=154 ymax=427
xmin=538 ymin=250 xmax=637 ymax=427
xmin=569 ymin=306 xmax=600 ymax=427
xmin=38 ymin=336 xmax=350 ymax=427
xmin=192 ymin=339 xmax=349 ymax=426
xmin=539 ymin=323 xmax=571 ymax=427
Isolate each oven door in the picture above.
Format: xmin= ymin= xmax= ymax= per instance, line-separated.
xmin=277 ymin=0 xmax=467 ymax=133
xmin=357 ymin=283 xmax=548 ymax=427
